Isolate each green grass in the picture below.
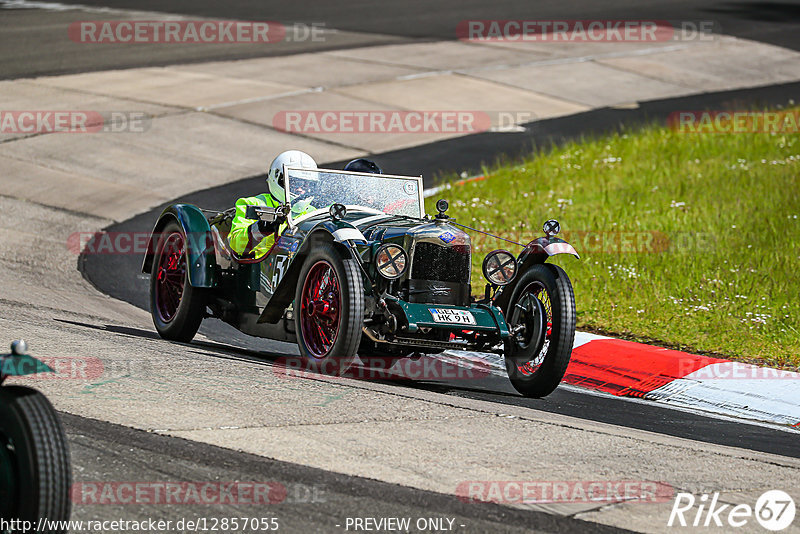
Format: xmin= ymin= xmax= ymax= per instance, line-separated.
xmin=426 ymin=113 xmax=800 ymax=369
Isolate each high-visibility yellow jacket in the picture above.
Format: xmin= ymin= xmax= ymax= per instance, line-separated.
xmin=228 ymin=193 xmax=282 ymax=259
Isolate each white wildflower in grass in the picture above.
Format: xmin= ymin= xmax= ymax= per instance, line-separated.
xmin=607 ymin=263 xmax=640 ymax=279
xmin=670 ymin=200 xmax=686 ymax=208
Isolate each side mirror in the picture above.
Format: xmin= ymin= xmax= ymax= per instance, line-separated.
xmin=245 ymin=205 xmax=258 ymax=220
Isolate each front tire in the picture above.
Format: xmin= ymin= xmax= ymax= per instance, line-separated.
xmin=294 ymin=243 xmax=364 ymax=375
xmin=149 ymin=220 xmax=206 ymax=342
xmin=503 ymin=263 xmax=576 ymax=398
xmin=0 ymin=386 xmax=71 ymax=532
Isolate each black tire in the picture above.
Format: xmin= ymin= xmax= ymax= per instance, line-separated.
xmin=149 ymin=220 xmax=206 ymax=342
xmin=0 ymin=386 xmax=71 ymax=532
xmin=294 ymin=243 xmax=364 ymax=375
xmin=503 ymin=263 xmax=576 ymax=398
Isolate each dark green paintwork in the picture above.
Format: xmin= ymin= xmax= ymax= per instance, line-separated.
xmin=393 ymin=300 xmax=509 ymax=338
xmin=143 ymin=204 xmax=217 ymax=288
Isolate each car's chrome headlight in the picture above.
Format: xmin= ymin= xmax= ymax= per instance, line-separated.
xmin=482 ymin=249 xmax=517 ymax=286
xmin=375 ymin=244 xmax=408 ymax=280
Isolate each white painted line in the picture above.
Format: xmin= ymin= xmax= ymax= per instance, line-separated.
xmin=199 ymin=87 xmax=323 ymax=112
xmin=559 ymin=383 xmax=800 ymax=434
xmin=0 ymin=0 xmax=186 ymax=17
xmin=646 ymin=363 xmax=800 ymax=426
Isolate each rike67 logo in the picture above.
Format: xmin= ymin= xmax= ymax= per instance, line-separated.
xmin=668 ymin=490 xmax=795 ymax=531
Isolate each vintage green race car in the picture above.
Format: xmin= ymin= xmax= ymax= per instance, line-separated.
xmin=142 ymin=167 xmax=579 ymax=397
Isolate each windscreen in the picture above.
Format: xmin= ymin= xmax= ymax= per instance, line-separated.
xmin=284 ymin=167 xmax=424 ymax=224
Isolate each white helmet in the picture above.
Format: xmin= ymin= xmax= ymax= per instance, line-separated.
xmin=267 ymin=150 xmax=317 ymax=203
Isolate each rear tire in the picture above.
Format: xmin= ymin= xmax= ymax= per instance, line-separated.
xmin=149 ymin=220 xmax=206 ymax=342
xmin=503 ymin=264 xmax=576 ymax=398
xmin=295 ymin=243 xmax=364 ymax=376
xmin=0 ymin=386 xmax=71 ymax=532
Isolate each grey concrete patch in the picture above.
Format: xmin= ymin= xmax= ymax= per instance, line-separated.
xmin=170 ymin=52 xmax=426 ymax=89
xmin=598 ymin=38 xmax=800 ymax=92
xmin=0 ymin=110 xmax=361 ymax=219
xmin=33 ymin=67 xmax=305 ymax=109
xmin=333 ymin=73 xmax=588 ymax=120
xmin=328 ymin=40 xmax=552 ymax=71
xmin=215 ymin=89 xmax=472 ymax=153
xmin=471 ymin=61 xmax=694 ymax=107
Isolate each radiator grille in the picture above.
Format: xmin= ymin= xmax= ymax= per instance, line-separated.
xmin=411 ymin=243 xmax=470 ymax=283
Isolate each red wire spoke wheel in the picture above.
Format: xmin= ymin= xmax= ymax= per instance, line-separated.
xmin=154 ymin=232 xmax=185 ymax=323
xmin=294 ymin=243 xmax=364 ymax=376
xmin=149 ymin=221 xmax=207 ymax=342
xmin=300 ymin=261 xmax=341 ymax=357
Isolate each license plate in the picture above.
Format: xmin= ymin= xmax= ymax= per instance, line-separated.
xmin=428 ymin=308 xmax=476 ymax=325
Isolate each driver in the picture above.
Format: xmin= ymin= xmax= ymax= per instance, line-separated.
xmin=228 ymin=150 xmax=317 ymax=258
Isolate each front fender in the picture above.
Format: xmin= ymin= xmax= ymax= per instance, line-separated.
xmin=518 ymin=237 xmax=580 ymax=265
xmin=313 ymin=219 xmax=367 ymax=245
xmin=141 ymin=204 xmax=217 ymax=288
xmin=258 ymin=223 xmax=366 ymax=324
xmin=493 ymin=237 xmax=579 ymax=315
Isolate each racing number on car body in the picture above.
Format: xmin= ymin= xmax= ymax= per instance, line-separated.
xmin=272 ymin=255 xmax=288 ymax=287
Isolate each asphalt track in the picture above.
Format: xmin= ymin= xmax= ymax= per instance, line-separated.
xmin=44 ymin=0 xmax=800 ymax=50
xmin=64 ymin=413 xmax=628 ymax=533
xmin=2 ymin=0 xmax=800 ymax=79
xmin=80 ymin=81 xmax=800 ymax=461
